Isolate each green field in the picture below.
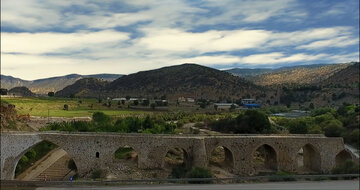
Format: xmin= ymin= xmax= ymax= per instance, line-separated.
xmin=1 ymin=97 xmax=150 ymax=117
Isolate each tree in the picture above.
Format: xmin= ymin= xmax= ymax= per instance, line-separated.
xmin=142 ymin=99 xmax=150 ymax=106
xmin=0 ymin=88 xmax=7 ymax=95
xmin=125 ymin=96 xmax=131 ymax=100
xmin=229 ymin=104 xmax=236 ymax=111
xmin=133 ymin=100 xmax=139 ymax=106
xmin=150 ymin=103 xmax=156 ymax=110
xmin=47 ymin=92 xmax=55 ymax=97
xmin=235 ymin=110 xmax=271 ymax=133
xmin=309 ymin=102 xmax=314 ymax=110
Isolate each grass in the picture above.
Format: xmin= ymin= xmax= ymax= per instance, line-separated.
xmin=1 ymin=97 xmax=149 ymax=117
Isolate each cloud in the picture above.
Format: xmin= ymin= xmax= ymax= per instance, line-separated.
xmin=2 ymin=30 xmax=130 ymax=54
xmin=138 ymin=28 xmax=271 ymax=53
xmin=239 ymin=52 xmax=327 ymax=65
xmin=297 ymin=36 xmax=359 ymax=49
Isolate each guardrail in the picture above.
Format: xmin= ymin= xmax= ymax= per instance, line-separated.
xmin=1 ymin=174 xmax=359 ymax=187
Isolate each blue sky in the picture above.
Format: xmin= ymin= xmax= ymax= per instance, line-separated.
xmin=1 ymin=0 xmax=359 ymax=80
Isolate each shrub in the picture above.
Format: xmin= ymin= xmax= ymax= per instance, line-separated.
xmin=170 ymin=165 xmax=188 ymax=178
xmin=324 ymin=121 xmax=345 ymax=137
xmin=331 ymin=160 xmax=360 ymax=174
xmin=270 ymin=171 xmax=296 ymax=181
xmin=186 ymin=167 xmax=212 ymax=184
xmin=91 ymin=169 xmax=106 ymax=179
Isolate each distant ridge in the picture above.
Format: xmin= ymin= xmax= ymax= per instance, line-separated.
xmin=1 ymin=73 xmax=122 ymax=94
xmin=56 ymin=64 xmax=263 ymax=99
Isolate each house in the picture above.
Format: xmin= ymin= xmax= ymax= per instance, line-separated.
xmin=214 ymin=103 xmax=239 ymax=110
xmin=186 ymin=98 xmax=195 ymax=103
xmin=241 ymin=99 xmax=257 ymax=104
xmin=112 ymin=98 xmax=126 ymax=101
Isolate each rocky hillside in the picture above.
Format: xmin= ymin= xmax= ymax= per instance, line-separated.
xmin=321 ymin=62 xmax=359 ymax=88
xmin=56 ymin=64 xmax=263 ymax=100
xmin=249 ymin=63 xmax=351 ymax=86
xmin=55 ymin=78 xmax=108 ymax=98
xmin=1 ymin=74 xmax=122 ymax=94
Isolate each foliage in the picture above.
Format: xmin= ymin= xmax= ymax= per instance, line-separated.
xmin=209 ymin=110 xmax=272 ymax=134
xmin=91 ymin=169 xmax=106 ymax=179
xmin=114 ymin=147 xmax=134 ymax=159
xmin=48 ymin=92 xmax=55 ymax=97
xmin=186 ymin=167 xmax=212 ymax=183
xmin=331 ymin=160 xmax=360 ymax=174
xmin=15 ymin=141 xmax=57 ymax=176
xmin=170 ymin=165 xmax=188 ymax=178
xmin=41 ymin=112 xmax=176 ymax=134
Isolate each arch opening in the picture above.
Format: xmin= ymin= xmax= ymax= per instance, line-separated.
xmin=114 ymin=146 xmax=138 ymax=165
xmin=209 ymin=146 xmax=234 ymax=171
xmin=296 ymin=144 xmax=321 ymax=173
xmin=335 ymin=150 xmax=352 ymax=167
xmin=14 ymin=140 xmax=78 ymax=181
xmin=164 ymin=148 xmax=190 ymax=169
xmin=253 ymin=144 xmax=278 ymax=174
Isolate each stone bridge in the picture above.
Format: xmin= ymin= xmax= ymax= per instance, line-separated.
xmin=1 ymin=132 xmax=354 ymax=180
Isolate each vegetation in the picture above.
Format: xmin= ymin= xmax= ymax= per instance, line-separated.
xmin=209 ymin=110 xmax=275 ymax=134
xmin=186 ymin=167 xmax=212 ymax=183
xmin=2 ymin=97 xmax=148 ymax=117
xmin=41 ymin=112 xmax=177 ymax=134
xmin=271 ymin=104 xmax=360 ymax=148
xmin=15 ymin=141 xmax=58 ymax=177
xmin=331 ymin=160 xmax=360 ymax=174
xmin=114 ymin=147 xmax=135 ymax=159
xmin=91 ymin=169 xmax=106 ymax=179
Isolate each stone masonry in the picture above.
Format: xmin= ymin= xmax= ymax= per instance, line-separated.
xmin=0 ymin=132 xmax=352 ymax=180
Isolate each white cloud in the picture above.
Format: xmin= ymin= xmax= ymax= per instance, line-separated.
xmin=239 ymin=52 xmax=327 ymax=65
xmin=138 ymin=28 xmax=271 ymax=53
xmin=1 ymin=30 xmax=130 ymax=54
xmin=297 ymin=36 xmax=359 ymax=49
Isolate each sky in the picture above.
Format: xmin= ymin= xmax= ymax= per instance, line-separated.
xmin=1 ymin=0 xmax=359 ymax=80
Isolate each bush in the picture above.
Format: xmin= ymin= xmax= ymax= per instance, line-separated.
xmin=92 ymin=112 xmax=111 ymax=124
xmin=331 ymin=160 xmax=360 ymax=174
xmin=170 ymin=165 xmax=188 ymax=178
xmin=186 ymin=167 xmax=212 ymax=184
xmin=114 ymin=147 xmax=134 ymax=159
xmin=270 ymin=171 xmax=296 ymax=181
xmin=91 ymin=169 xmax=106 ymax=179
xmin=324 ymin=124 xmax=345 ymax=137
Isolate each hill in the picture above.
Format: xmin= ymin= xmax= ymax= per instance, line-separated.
xmin=56 ymin=64 xmax=263 ymax=100
xmin=248 ymin=63 xmax=351 ymax=86
xmin=8 ymin=86 xmax=35 ymax=97
xmin=226 ymin=68 xmax=273 ymax=77
xmin=55 ymin=78 xmax=108 ymax=98
xmin=1 ymin=74 xmax=122 ymax=94
xmin=321 ymin=62 xmax=359 ymax=88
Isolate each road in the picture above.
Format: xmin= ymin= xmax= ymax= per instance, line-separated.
xmin=31 ymin=180 xmax=359 ymax=190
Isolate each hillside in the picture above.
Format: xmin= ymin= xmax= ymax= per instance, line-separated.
xmin=8 ymin=87 xmax=35 ymax=97
xmin=55 ymin=78 xmax=108 ymax=98
xmin=226 ymin=68 xmax=273 ymax=77
xmin=1 ymin=74 xmax=122 ymax=94
xmin=321 ymin=62 xmax=359 ymax=88
xmin=249 ymin=63 xmax=351 ymax=86
xmin=56 ymin=64 xmax=263 ymax=100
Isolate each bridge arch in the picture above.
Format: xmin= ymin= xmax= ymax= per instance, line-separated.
xmin=252 ymin=144 xmax=278 ymax=174
xmin=113 ymin=145 xmax=139 ymax=166
xmin=335 ymin=149 xmax=352 ymax=167
xmin=296 ymin=143 xmax=321 ymax=173
xmin=208 ymin=145 xmax=234 ymax=170
xmin=13 ymin=140 xmax=79 ymax=180
xmin=163 ymin=147 xmax=192 ymax=170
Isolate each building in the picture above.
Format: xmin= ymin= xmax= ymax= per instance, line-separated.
xmin=214 ymin=103 xmax=239 ymax=110
xmin=241 ymin=99 xmax=257 ymax=104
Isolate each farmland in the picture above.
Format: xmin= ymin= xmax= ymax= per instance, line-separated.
xmin=1 ymin=97 xmax=149 ymax=118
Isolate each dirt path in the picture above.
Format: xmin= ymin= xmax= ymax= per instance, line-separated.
xmin=17 ymin=148 xmax=67 ymax=180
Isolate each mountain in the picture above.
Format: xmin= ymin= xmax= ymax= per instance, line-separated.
xmin=321 ymin=62 xmax=359 ymax=87
xmin=8 ymin=86 xmax=35 ymax=97
xmin=226 ymin=68 xmax=273 ymax=77
xmin=247 ymin=63 xmax=351 ymax=86
xmin=1 ymin=74 xmax=122 ymax=94
xmin=55 ymin=78 xmax=108 ymax=98
xmin=56 ymin=64 xmax=263 ymax=100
